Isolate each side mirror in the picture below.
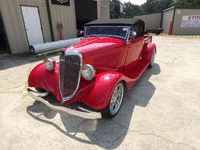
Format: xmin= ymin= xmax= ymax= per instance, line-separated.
xmin=131 ymin=31 xmax=137 ymax=37
xmin=129 ymin=31 xmax=137 ymax=39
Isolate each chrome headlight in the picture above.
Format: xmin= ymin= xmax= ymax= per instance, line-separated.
xmin=81 ymin=64 xmax=95 ymax=80
xmin=44 ymin=58 xmax=56 ymax=71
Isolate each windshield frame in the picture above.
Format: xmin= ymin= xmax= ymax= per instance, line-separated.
xmin=84 ymin=25 xmax=130 ymax=40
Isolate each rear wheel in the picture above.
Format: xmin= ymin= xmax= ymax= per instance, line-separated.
xmin=101 ymin=82 xmax=124 ymax=118
xmin=148 ymin=48 xmax=156 ymax=68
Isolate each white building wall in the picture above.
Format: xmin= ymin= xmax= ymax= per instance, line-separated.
xmin=172 ymin=8 xmax=200 ymax=35
xmin=134 ymin=13 xmax=162 ymax=31
xmin=162 ymin=8 xmax=174 ymax=33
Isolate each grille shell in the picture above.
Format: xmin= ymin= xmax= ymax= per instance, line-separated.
xmin=59 ymin=51 xmax=82 ymax=104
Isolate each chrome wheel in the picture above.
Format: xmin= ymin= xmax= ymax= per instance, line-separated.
xmin=101 ymin=82 xmax=125 ymax=118
xmin=151 ymin=50 xmax=155 ymax=66
xmin=148 ymin=48 xmax=156 ymax=68
xmin=110 ymin=83 xmax=124 ymax=115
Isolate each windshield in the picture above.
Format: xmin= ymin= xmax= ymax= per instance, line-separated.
xmin=85 ymin=26 xmax=130 ymax=40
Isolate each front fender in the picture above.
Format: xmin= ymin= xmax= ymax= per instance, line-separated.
xmin=28 ymin=64 xmax=127 ymax=110
xmin=28 ymin=62 xmax=62 ymax=102
xmin=79 ymin=71 xmax=124 ymax=110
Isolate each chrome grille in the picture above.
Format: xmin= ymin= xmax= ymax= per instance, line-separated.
xmin=59 ymin=51 xmax=82 ymax=103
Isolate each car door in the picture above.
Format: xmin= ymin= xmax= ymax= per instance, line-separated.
xmin=124 ymin=24 xmax=144 ymax=73
xmin=124 ymin=38 xmax=144 ymax=74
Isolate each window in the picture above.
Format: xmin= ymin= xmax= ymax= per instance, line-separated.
xmin=130 ymin=24 xmax=144 ymax=39
xmin=85 ymin=26 xmax=129 ymax=40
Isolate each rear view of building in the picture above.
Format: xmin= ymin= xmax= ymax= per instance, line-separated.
xmin=162 ymin=7 xmax=200 ymax=35
xmin=162 ymin=7 xmax=174 ymax=33
xmin=134 ymin=6 xmax=200 ymax=36
xmin=172 ymin=8 xmax=200 ymax=35
xmin=0 ymin=0 xmax=110 ymax=54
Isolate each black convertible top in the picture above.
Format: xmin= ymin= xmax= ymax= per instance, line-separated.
xmin=85 ymin=18 xmax=145 ymax=26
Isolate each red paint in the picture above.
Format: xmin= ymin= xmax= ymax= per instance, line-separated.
xmin=65 ymin=37 xmax=127 ymax=74
xmin=168 ymin=21 xmax=173 ymax=35
xmin=124 ymin=36 xmax=144 ymax=73
xmin=59 ymin=29 xmax=62 ymax=40
xmin=28 ymin=35 xmax=156 ymax=110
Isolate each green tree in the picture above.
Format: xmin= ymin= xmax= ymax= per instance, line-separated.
xmin=122 ymin=2 xmax=142 ymax=18
xmin=142 ymin=0 xmax=155 ymax=14
xmin=172 ymin=0 xmax=200 ymax=7
xmin=110 ymin=0 xmax=122 ymax=18
xmin=141 ymin=0 xmax=173 ymax=14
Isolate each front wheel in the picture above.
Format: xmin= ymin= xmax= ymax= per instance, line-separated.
xmin=35 ymin=87 xmax=50 ymax=97
xmin=101 ymin=82 xmax=124 ymax=118
xmin=35 ymin=87 xmax=48 ymax=93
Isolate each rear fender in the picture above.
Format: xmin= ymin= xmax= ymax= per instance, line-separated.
xmin=143 ymin=43 xmax=156 ymax=63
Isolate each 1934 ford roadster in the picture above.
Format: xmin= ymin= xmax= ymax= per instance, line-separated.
xmin=27 ymin=18 xmax=156 ymax=119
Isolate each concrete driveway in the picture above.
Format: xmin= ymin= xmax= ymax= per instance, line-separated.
xmin=0 ymin=36 xmax=200 ymax=150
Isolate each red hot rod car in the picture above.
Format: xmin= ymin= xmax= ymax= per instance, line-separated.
xmin=27 ymin=18 xmax=156 ymax=119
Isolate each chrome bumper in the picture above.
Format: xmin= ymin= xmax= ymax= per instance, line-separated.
xmin=27 ymin=88 xmax=102 ymax=119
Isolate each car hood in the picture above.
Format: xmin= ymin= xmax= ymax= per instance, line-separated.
xmin=63 ymin=37 xmax=125 ymax=54
xmin=62 ymin=37 xmax=127 ymax=73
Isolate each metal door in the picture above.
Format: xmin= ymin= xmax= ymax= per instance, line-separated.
xmin=124 ymin=37 xmax=144 ymax=72
xmin=21 ymin=6 xmax=44 ymax=46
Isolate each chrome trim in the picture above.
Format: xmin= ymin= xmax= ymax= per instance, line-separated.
xmin=44 ymin=58 xmax=56 ymax=71
xmin=110 ymin=83 xmax=124 ymax=115
xmin=81 ymin=64 xmax=96 ymax=81
xmin=84 ymin=26 xmax=87 ymax=38
xmin=131 ymin=31 xmax=137 ymax=36
xmin=27 ymin=88 xmax=102 ymax=119
xmin=59 ymin=51 xmax=82 ymax=104
xmin=31 ymin=88 xmax=50 ymax=97
xmin=144 ymin=36 xmax=152 ymax=42
xmin=126 ymin=27 xmax=131 ymax=43
xmin=126 ymin=40 xmax=130 ymax=45
xmin=151 ymin=50 xmax=155 ymax=66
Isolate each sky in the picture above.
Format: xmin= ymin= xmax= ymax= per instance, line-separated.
xmin=120 ymin=0 xmax=147 ymax=5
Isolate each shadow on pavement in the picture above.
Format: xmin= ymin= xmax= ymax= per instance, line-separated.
xmin=0 ymin=52 xmax=60 ymax=71
xmin=27 ymin=63 xmax=160 ymax=149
